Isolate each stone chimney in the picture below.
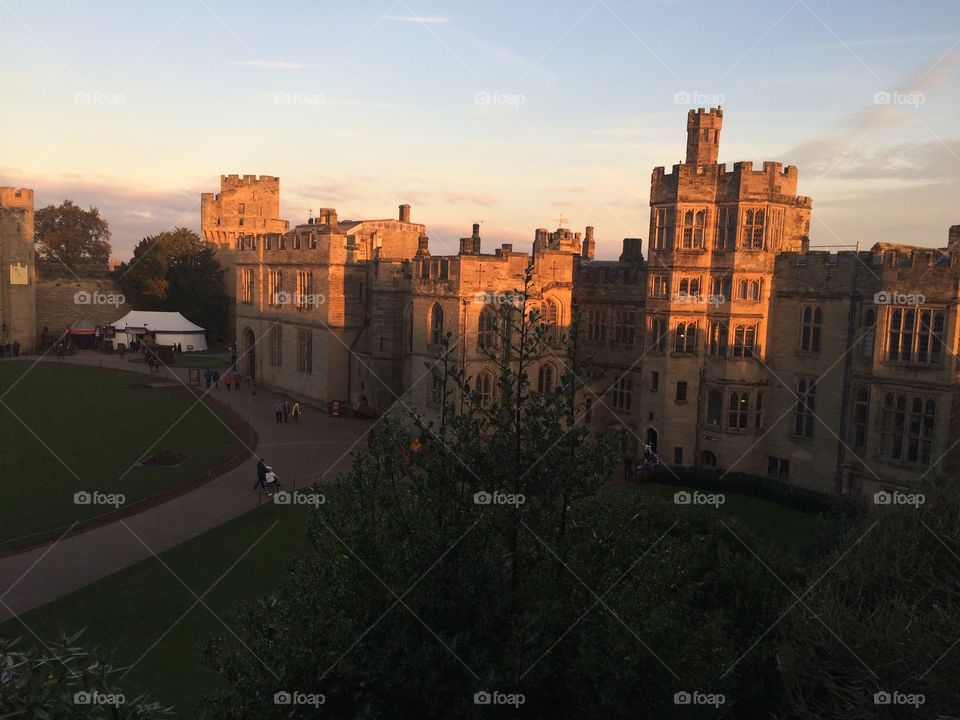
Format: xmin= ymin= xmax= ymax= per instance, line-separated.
xmin=582 ymin=226 xmax=595 ymax=261
xmin=399 ymin=204 xmax=411 ymax=223
xmin=471 ymin=222 xmax=481 ymax=254
xmin=459 ymin=237 xmax=472 ymax=255
xmin=415 ymin=232 xmax=430 ymax=257
xmin=949 ymin=225 xmax=960 ymax=254
xmin=619 ymin=238 xmax=642 ymax=263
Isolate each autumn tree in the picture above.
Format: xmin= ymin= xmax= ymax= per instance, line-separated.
xmin=34 ymin=199 xmax=112 ymax=269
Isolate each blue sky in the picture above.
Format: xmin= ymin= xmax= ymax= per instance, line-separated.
xmin=1 ymin=0 xmax=958 ymax=259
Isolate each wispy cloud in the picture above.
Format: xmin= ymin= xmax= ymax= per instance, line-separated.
xmin=230 ymin=60 xmax=317 ymax=70
xmin=383 ymin=15 xmax=448 ymax=24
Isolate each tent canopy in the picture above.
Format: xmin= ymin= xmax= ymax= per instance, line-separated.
xmin=67 ymin=319 xmax=97 ymax=335
xmin=110 ymin=310 xmax=207 ymax=351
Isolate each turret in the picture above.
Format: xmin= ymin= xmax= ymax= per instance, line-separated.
xmin=685 ymin=107 xmax=723 ymax=165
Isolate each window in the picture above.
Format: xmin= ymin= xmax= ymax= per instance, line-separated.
xmin=701 ymin=450 xmax=718 ymax=467
xmin=240 ymin=268 xmax=254 ymax=304
xmin=650 ymin=317 xmax=668 ymax=352
xmin=710 ymin=275 xmax=731 ymax=302
xmin=612 ymin=376 xmax=633 ymax=411
xmin=478 ymin=308 xmax=498 ymax=350
xmin=743 ymin=208 xmax=765 ymax=249
xmin=728 ymin=391 xmax=749 ymax=429
xmin=706 ymin=389 xmax=722 ymax=426
xmin=676 ymin=381 xmax=688 ymax=403
xmin=680 ymin=209 xmax=705 ymax=249
xmin=430 ymin=303 xmax=444 ymax=345
xmin=755 ymin=391 xmax=764 ymax=430
xmin=737 ymin=279 xmax=748 ymax=300
xmin=674 ymin=322 xmax=697 ymax=353
xmin=538 ymin=364 xmax=556 ymax=394
xmin=732 ymin=324 xmax=757 ymax=358
xmin=708 ymin=321 xmax=728 ymax=356
xmin=268 ymin=269 xmax=284 ymax=305
xmin=880 ymin=393 xmax=936 ymax=464
xmin=431 ymin=374 xmax=444 ymax=406
xmin=270 ymin=325 xmax=282 ymax=366
xmin=650 ymin=274 xmax=669 ymax=298
xmin=794 ymin=378 xmax=816 ymax=438
xmin=652 ymin=208 xmax=675 ymax=250
xmin=767 ymin=457 xmax=789 ymax=480
xmin=862 ymin=309 xmax=876 ymax=359
xmin=852 ymin=387 xmax=869 ymax=447
xmin=885 ymin=308 xmax=945 ymax=366
xmin=800 ymin=305 xmax=822 ymax=352
xmin=477 ymin=372 xmax=493 ymax=406
xmin=749 ymin=279 xmax=762 ymax=301
xmin=614 ymin=310 xmax=636 ymax=345
xmin=650 ymin=371 xmax=660 ymax=391
xmin=238 ymin=218 xmax=244 ymax=227
xmin=296 ymin=330 xmax=312 ymax=373
xmin=542 ymin=300 xmax=559 ymax=342
xmin=673 ymin=446 xmax=684 ymax=465
xmin=715 ymin=206 xmax=737 ymax=250
xmin=588 ymin=309 xmax=607 ymax=342
xmin=296 ymin=270 xmax=314 ymax=308
xmin=238 ymin=203 xmax=245 ymax=215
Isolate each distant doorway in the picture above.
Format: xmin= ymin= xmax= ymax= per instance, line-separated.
xmin=645 ymin=427 xmax=658 ymax=454
xmin=700 ymin=450 xmax=717 ymax=467
xmin=242 ymin=327 xmax=256 ymax=380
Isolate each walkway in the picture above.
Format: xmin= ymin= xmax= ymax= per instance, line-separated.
xmin=0 ymin=351 xmax=373 ymax=622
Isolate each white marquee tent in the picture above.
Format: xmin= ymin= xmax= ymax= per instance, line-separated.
xmin=110 ymin=310 xmax=208 ymax=351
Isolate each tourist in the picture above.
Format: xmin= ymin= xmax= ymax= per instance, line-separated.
xmin=264 ymin=466 xmax=280 ymax=495
xmin=232 ymin=370 xmax=241 ymax=390
xmin=12 ymin=340 xmax=19 ymax=357
xmin=254 ymin=458 xmax=268 ymax=491
xmin=212 ymin=369 xmax=220 ymax=388
xmin=224 ymin=371 xmax=233 ymax=391
xmin=274 ymin=399 xmax=283 ymax=424
xmin=291 ymin=401 xmax=301 ymax=420
xmin=283 ymin=399 xmax=291 ymax=423
xmin=204 ymin=368 xmax=212 ymax=389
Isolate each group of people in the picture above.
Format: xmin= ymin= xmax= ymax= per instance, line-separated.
xmin=203 ymin=367 xmax=242 ymax=390
xmin=274 ymin=398 xmax=301 ymax=423
xmin=254 ymin=457 xmax=280 ymax=495
xmin=145 ymin=351 xmax=162 ymax=374
xmin=624 ymin=444 xmax=662 ymax=480
xmin=0 ymin=340 xmax=21 ymax=358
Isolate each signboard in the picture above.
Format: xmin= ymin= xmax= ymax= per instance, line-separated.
xmin=188 ymin=368 xmax=201 ymax=386
xmin=9 ymin=263 xmax=28 ymax=285
xmin=701 ymin=434 xmax=719 ymax=442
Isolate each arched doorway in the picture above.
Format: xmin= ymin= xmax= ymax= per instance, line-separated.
xmin=645 ymin=427 xmax=658 ymax=454
xmin=242 ymin=327 xmax=256 ymax=380
xmin=700 ymin=450 xmax=717 ymax=467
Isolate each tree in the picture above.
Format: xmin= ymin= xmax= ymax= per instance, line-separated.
xmin=0 ymin=631 xmax=172 ymax=718
xmin=201 ymin=285 xmax=791 ymax=718
xmin=114 ymin=228 xmax=229 ymax=340
xmin=777 ymin=477 xmax=960 ymax=717
xmin=34 ymin=199 xmax=112 ymax=269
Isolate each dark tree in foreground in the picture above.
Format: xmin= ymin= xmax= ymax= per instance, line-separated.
xmin=203 ymin=286 xmax=790 ymax=718
xmin=114 ymin=228 xmax=229 ymax=339
xmin=0 ymin=631 xmax=172 ymax=718
xmin=778 ymin=477 xmax=960 ymax=718
xmin=34 ymin=199 xmax=112 ymax=269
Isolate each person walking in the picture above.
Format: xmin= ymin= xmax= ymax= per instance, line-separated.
xmin=203 ymin=368 xmax=212 ymax=389
xmin=232 ymin=369 xmax=241 ymax=391
xmin=274 ymin=399 xmax=283 ymax=424
xmin=291 ymin=401 xmax=301 ymax=421
xmin=282 ymin=399 xmax=291 ymax=423
xmin=254 ymin=458 xmax=268 ymax=491
xmin=212 ymin=369 xmax=220 ymax=389
xmin=224 ymin=371 xmax=233 ymax=391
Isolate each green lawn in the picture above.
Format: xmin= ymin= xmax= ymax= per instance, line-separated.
xmin=0 ymin=502 xmax=315 ymax=716
xmin=0 ymin=362 xmax=240 ymax=548
xmin=169 ymin=353 xmax=232 ymax=370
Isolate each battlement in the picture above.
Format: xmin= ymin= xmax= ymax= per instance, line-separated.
xmin=0 ymin=187 xmax=34 ymax=210
xmin=651 ymin=158 xmax=807 ymax=206
xmin=220 ymin=174 xmax=280 ymax=190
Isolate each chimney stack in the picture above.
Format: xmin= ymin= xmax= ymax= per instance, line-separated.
xmin=949 ymin=225 xmax=960 ymax=254
xmin=459 ymin=237 xmax=472 ymax=255
xmin=471 ymin=223 xmax=481 ymax=254
xmin=416 ymin=232 xmax=430 ymax=257
xmin=582 ymin=226 xmax=595 ymax=261
xmin=399 ymin=204 xmax=411 ymax=223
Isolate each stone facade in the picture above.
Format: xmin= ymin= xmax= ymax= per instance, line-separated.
xmin=213 ymin=108 xmax=960 ymax=497
xmin=0 ymin=187 xmax=37 ymax=350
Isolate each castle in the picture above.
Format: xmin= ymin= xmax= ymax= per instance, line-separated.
xmin=0 ymin=187 xmax=37 ymax=349
xmin=203 ymin=107 xmax=957 ymax=497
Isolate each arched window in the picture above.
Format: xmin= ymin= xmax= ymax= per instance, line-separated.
xmin=737 ymin=279 xmax=748 ymax=300
xmin=690 ymin=278 xmax=700 ymax=297
xmin=700 ymin=450 xmax=718 ymax=467
xmin=749 ymin=279 xmax=762 ymax=301
xmin=800 ymin=305 xmax=822 ymax=352
xmin=744 ymin=208 xmax=765 ymax=249
xmin=706 ymin=389 xmax=722 ymax=426
xmin=732 ymin=324 xmax=757 ymax=358
xmin=430 ymin=303 xmax=444 ymax=345
xmin=538 ymin=363 xmax=556 ymax=394
xmin=675 ymin=322 xmax=697 ymax=353
xmin=708 ymin=321 xmax=728 ymax=356
xmin=680 ymin=209 xmax=705 ymax=249
xmin=478 ymin=308 xmax=497 ymax=349
xmin=794 ymin=378 xmax=816 ymax=438
xmin=477 ymin=372 xmax=493 ymax=406
xmin=679 ymin=278 xmax=689 ymax=296
xmin=542 ymin=299 xmax=559 ymax=341
xmin=728 ymin=392 xmax=749 ymax=429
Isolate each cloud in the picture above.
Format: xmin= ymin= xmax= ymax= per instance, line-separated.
xmin=230 ymin=60 xmax=316 ymax=70
xmin=444 ymin=191 xmax=498 ymax=207
xmin=383 ymin=15 xmax=448 ymax=24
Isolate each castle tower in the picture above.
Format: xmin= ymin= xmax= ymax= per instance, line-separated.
xmin=0 ymin=187 xmax=37 ymax=350
xmin=685 ymin=107 xmax=722 ymax=165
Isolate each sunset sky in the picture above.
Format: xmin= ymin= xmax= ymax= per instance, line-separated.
xmin=1 ymin=0 xmax=958 ymax=260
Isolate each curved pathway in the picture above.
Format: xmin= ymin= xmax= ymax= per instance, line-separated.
xmin=0 ymin=351 xmax=372 ymax=622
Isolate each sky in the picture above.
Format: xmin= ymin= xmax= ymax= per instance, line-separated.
xmin=0 ymin=0 xmax=958 ymax=261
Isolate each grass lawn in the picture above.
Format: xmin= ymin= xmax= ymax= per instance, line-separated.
xmin=0 ymin=362 xmax=240 ymax=548
xmin=0 ymin=502 xmax=315 ymax=717
xmin=168 ymin=353 xmax=232 ymax=370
